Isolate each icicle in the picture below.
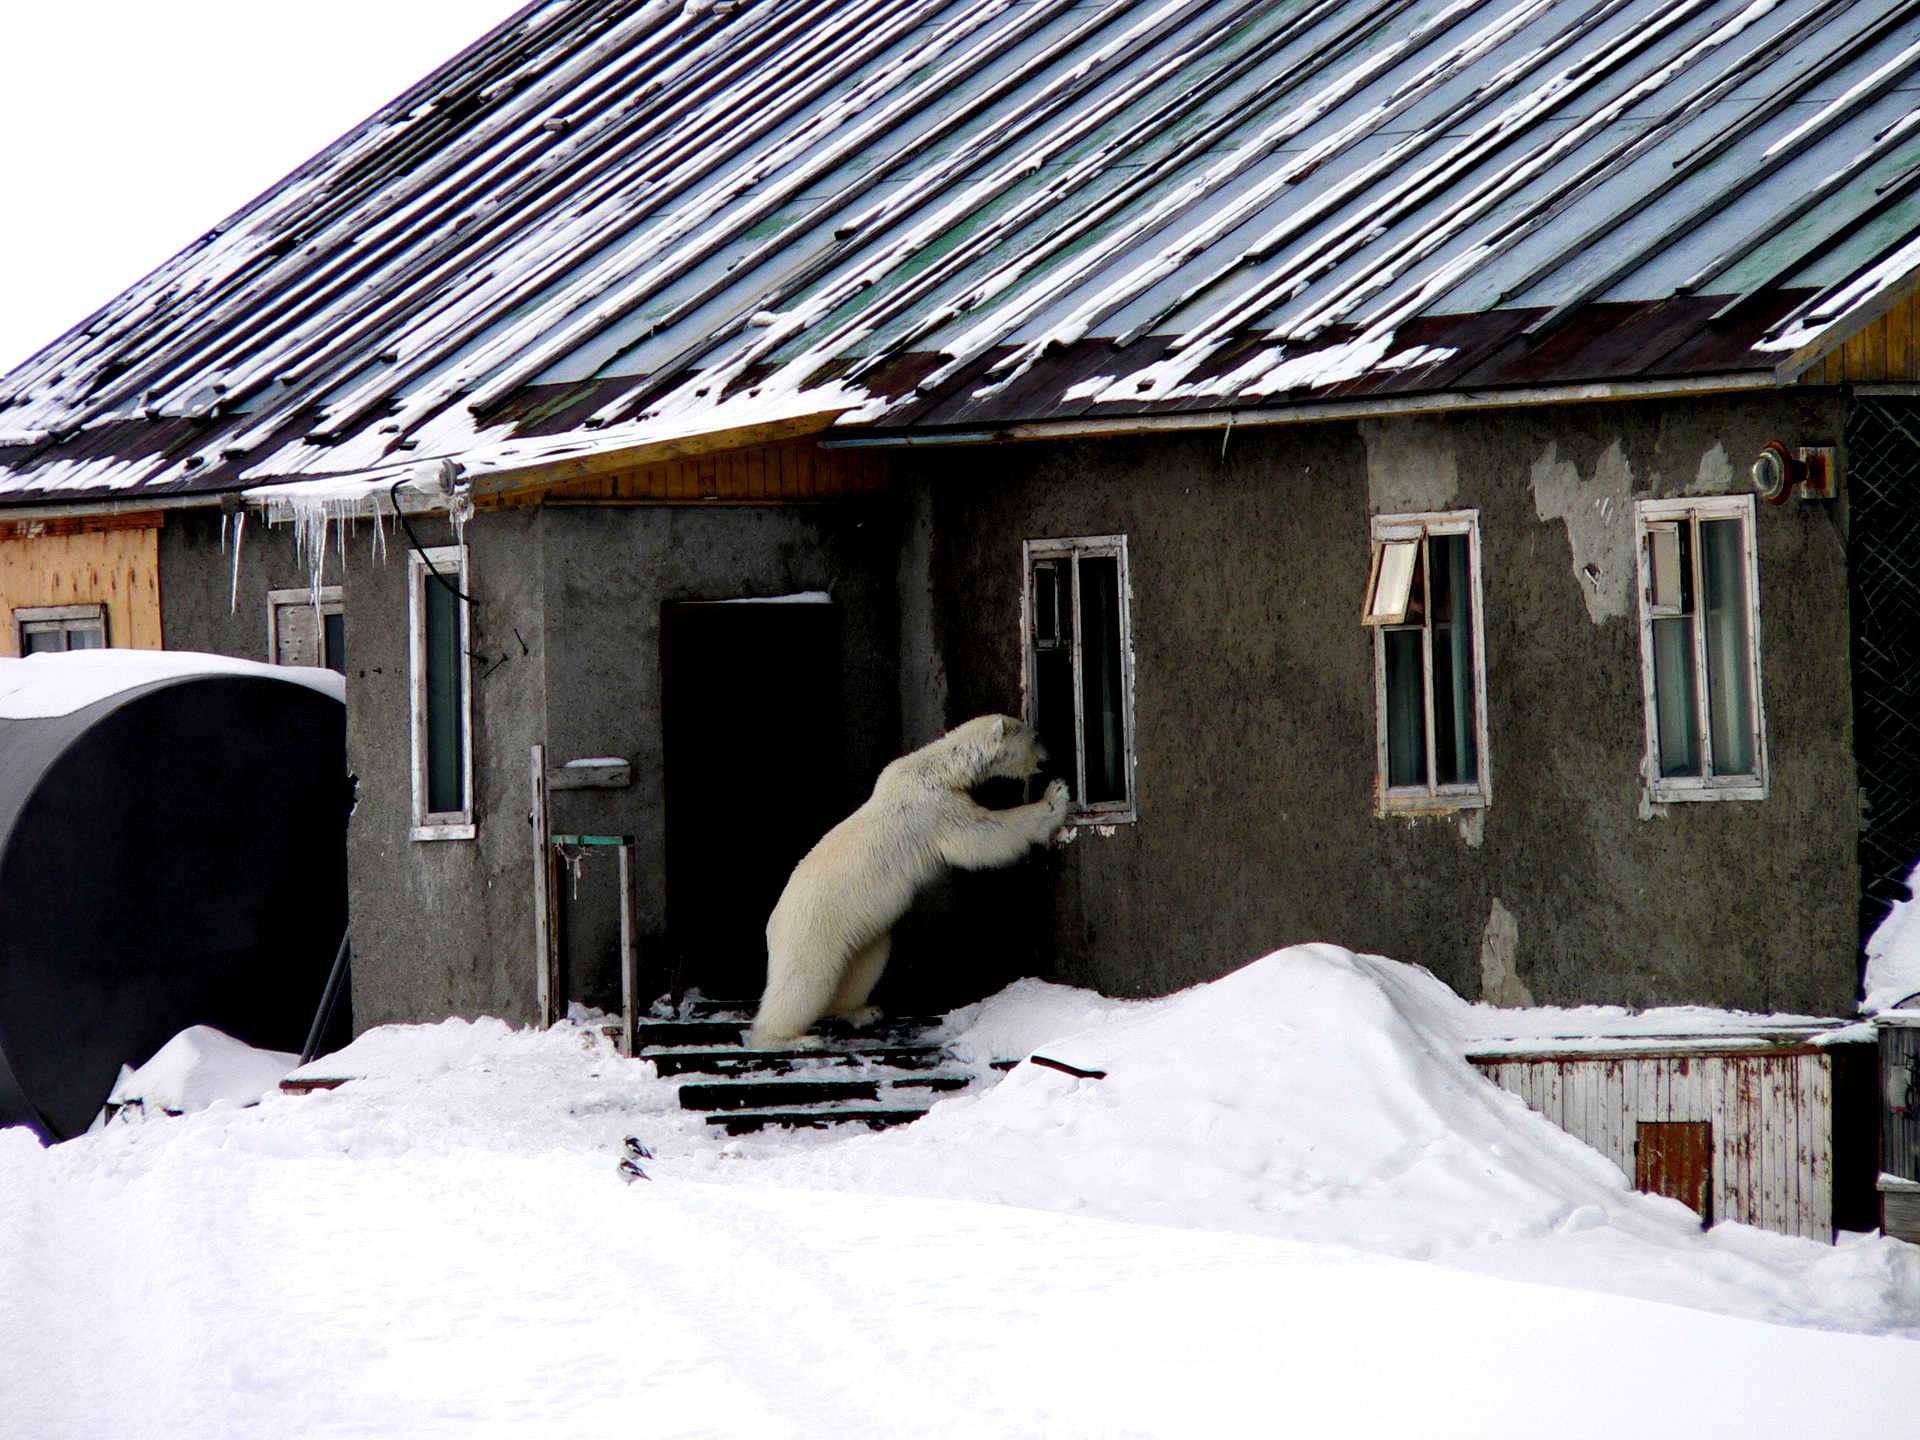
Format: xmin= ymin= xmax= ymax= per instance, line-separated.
xmin=228 ymin=512 xmax=247 ymax=613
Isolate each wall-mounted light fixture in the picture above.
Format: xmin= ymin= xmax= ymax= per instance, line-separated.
xmin=1751 ymin=441 xmax=1841 ymax=504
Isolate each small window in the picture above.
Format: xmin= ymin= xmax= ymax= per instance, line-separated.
xmin=15 ymin=604 xmax=107 ymax=654
xmin=1634 ymin=497 xmax=1766 ymax=801
xmin=1023 ymin=536 xmax=1135 ymax=823
xmin=409 ymin=547 xmax=474 ymax=840
xmin=267 ymin=587 xmax=346 ymax=675
xmin=1365 ymin=512 xmax=1489 ymax=813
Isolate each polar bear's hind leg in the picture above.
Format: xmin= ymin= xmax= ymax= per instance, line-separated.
xmin=828 ymin=931 xmax=891 ymax=1027
xmin=746 ymin=962 xmax=838 ymax=1049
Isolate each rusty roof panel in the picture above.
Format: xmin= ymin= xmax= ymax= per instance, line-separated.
xmin=3 ymin=0 xmax=1918 ymax=504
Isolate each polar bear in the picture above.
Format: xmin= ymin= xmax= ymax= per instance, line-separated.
xmin=747 ymin=714 xmax=1069 ymax=1049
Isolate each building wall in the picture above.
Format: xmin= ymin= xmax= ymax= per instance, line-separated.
xmin=1 ymin=514 xmax=164 ymax=656
xmin=156 ymin=507 xmax=347 ymax=662
xmin=914 ymin=390 xmax=1860 ymax=1014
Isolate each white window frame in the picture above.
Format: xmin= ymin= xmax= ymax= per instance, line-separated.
xmin=1366 ymin=511 xmax=1491 ymax=815
xmin=266 ymin=586 xmax=345 ymax=671
xmin=409 ymin=546 xmax=475 ymax=841
xmin=15 ymin=602 xmax=108 ymax=654
xmin=1020 ymin=534 xmax=1137 ymax=826
xmin=1633 ymin=495 xmax=1768 ymax=803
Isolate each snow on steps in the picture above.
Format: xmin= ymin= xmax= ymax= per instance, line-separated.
xmin=637 ymin=1011 xmax=983 ymax=1134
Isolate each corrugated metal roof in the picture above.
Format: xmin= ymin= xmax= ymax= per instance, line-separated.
xmin=2 ymin=0 xmax=1916 ymax=504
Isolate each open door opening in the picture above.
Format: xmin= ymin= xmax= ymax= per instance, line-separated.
xmin=662 ymin=599 xmax=843 ymax=1004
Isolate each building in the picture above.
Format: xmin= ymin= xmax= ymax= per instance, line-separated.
xmin=4 ymin=1 xmax=1918 ymax=1225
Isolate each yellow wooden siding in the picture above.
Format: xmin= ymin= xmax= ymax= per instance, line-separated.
xmin=481 ymin=437 xmax=891 ymax=509
xmin=0 ymin=514 xmax=165 ymax=657
xmin=1803 ymin=287 xmax=1920 ymax=384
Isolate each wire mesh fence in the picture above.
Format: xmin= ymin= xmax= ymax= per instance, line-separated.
xmin=1848 ymin=395 xmax=1920 ymax=945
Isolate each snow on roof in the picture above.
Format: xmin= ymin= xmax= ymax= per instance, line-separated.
xmin=2 ymin=0 xmax=1917 ymax=505
xmin=0 ymin=649 xmax=344 ymax=720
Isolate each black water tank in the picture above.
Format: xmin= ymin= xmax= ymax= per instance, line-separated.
xmin=0 ymin=667 xmax=347 ymax=1140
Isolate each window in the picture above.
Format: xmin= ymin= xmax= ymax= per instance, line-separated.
xmin=1363 ymin=512 xmax=1489 ymax=812
xmin=409 ymin=546 xmax=474 ymax=840
xmin=15 ymin=604 xmax=107 ymax=654
xmin=1023 ymin=535 xmax=1135 ymax=823
xmin=267 ymin=587 xmax=346 ymax=675
xmin=1633 ymin=496 xmax=1766 ymax=801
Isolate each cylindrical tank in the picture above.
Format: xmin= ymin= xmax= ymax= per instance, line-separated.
xmin=0 ymin=666 xmax=347 ymax=1140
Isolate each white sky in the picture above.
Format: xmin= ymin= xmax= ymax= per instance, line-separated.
xmin=0 ymin=3 xmax=525 ymax=376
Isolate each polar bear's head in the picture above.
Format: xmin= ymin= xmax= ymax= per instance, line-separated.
xmin=942 ymin=713 xmax=1048 ymax=787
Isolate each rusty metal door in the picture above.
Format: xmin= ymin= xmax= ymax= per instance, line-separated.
xmin=1635 ymin=1120 xmax=1714 ymax=1226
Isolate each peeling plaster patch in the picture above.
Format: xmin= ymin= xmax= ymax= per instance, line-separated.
xmin=1361 ymin=417 xmax=1459 ymax=515
xmin=1531 ymin=439 xmax=1632 ymax=624
xmin=1457 ymin=808 xmax=1485 ymax=848
xmin=1479 ymin=898 xmax=1535 ymax=1008
xmin=1684 ymin=440 xmax=1737 ymax=496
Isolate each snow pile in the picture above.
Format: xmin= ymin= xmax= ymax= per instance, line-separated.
xmin=102 ymin=1027 xmax=297 ymax=1122
xmin=0 ymin=648 xmax=343 ymax=719
xmin=4 ymin=953 xmax=1919 ymax=1437
xmin=755 ymin=947 xmax=1653 ymax=1255
xmin=1864 ymin=858 xmax=1920 ymax=1014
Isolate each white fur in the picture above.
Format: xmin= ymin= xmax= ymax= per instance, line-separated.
xmin=748 ymin=714 xmax=1068 ymax=1048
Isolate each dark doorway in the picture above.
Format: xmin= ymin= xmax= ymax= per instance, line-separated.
xmin=662 ymin=600 xmax=844 ymax=1003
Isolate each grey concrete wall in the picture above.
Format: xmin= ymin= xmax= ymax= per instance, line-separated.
xmin=157 ymin=508 xmax=347 ymax=661
xmin=914 ymin=391 xmax=1860 ymax=1015
xmin=341 ymin=510 xmax=547 ymax=1029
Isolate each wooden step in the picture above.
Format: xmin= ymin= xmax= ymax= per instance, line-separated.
xmin=635 ymin=1015 xmax=945 ymax=1052
xmin=707 ymin=1107 xmax=931 ymax=1135
xmin=679 ymin=1074 xmax=970 ymax=1112
xmin=646 ymin=1044 xmax=951 ymax=1078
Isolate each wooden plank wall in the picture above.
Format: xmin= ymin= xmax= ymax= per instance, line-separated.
xmin=1801 ymin=286 xmax=1920 ymax=384
xmin=0 ymin=513 xmax=165 ymax=657
xmin=484 ymin=437 xmax=891 ymax=509
xmin=1473 ymin=1050 xmax=1834 ymax=1240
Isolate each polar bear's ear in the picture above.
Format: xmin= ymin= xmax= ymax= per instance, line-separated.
xmin=987 ymin=715 xmax=1006 ymax=744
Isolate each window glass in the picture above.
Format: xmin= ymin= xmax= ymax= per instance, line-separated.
xmin=1079 ymin=555 xmax=1126 ymax=804
xmin=1383 ymin=627 xmax=1427 ymax=788
xmin=1652 ymin=616 xmax=1701 ymax=777
xmin=322 ymin=611 xmax=347 ymax=676
xmin=1429 ymin=532 xmax=1476 ymax=787
xmin=1700 ymin=518 xmax=1755 ymax=777
xmin=424 ymin=571 xmax=466 ymax=815
xmin=1024 ymin=538 xmax=1133 ymax=819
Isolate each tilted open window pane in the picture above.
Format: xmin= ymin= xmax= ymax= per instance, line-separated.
xmin=1364 ymin=539 xmax=1421 ymax=625
xmin=322 ymin=611 xmax=347 ymax=676
xmin=1024 ymin=538 xmax=1134 ymax=820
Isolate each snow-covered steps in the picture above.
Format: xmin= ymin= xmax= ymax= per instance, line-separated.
xmin=646 ymin=1044 xmax=950 ymax=1079
xmin=637 ymin=1012 xmax=978 ymax=1133
xmin=681 ymin=1074 xmax=971 ymax=1113
xmin=707 ymin=1106 xmax=936 ymax=1137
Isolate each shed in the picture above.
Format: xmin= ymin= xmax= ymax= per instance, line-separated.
xmin=0 ymin=653 xmax=348 ymax=1139
xmin=1470 ymin=1027 xmax=1880 ymax=1240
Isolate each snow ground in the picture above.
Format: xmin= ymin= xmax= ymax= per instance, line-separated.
xmin=3 ymin=945 xmax=1916 ymax=1438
